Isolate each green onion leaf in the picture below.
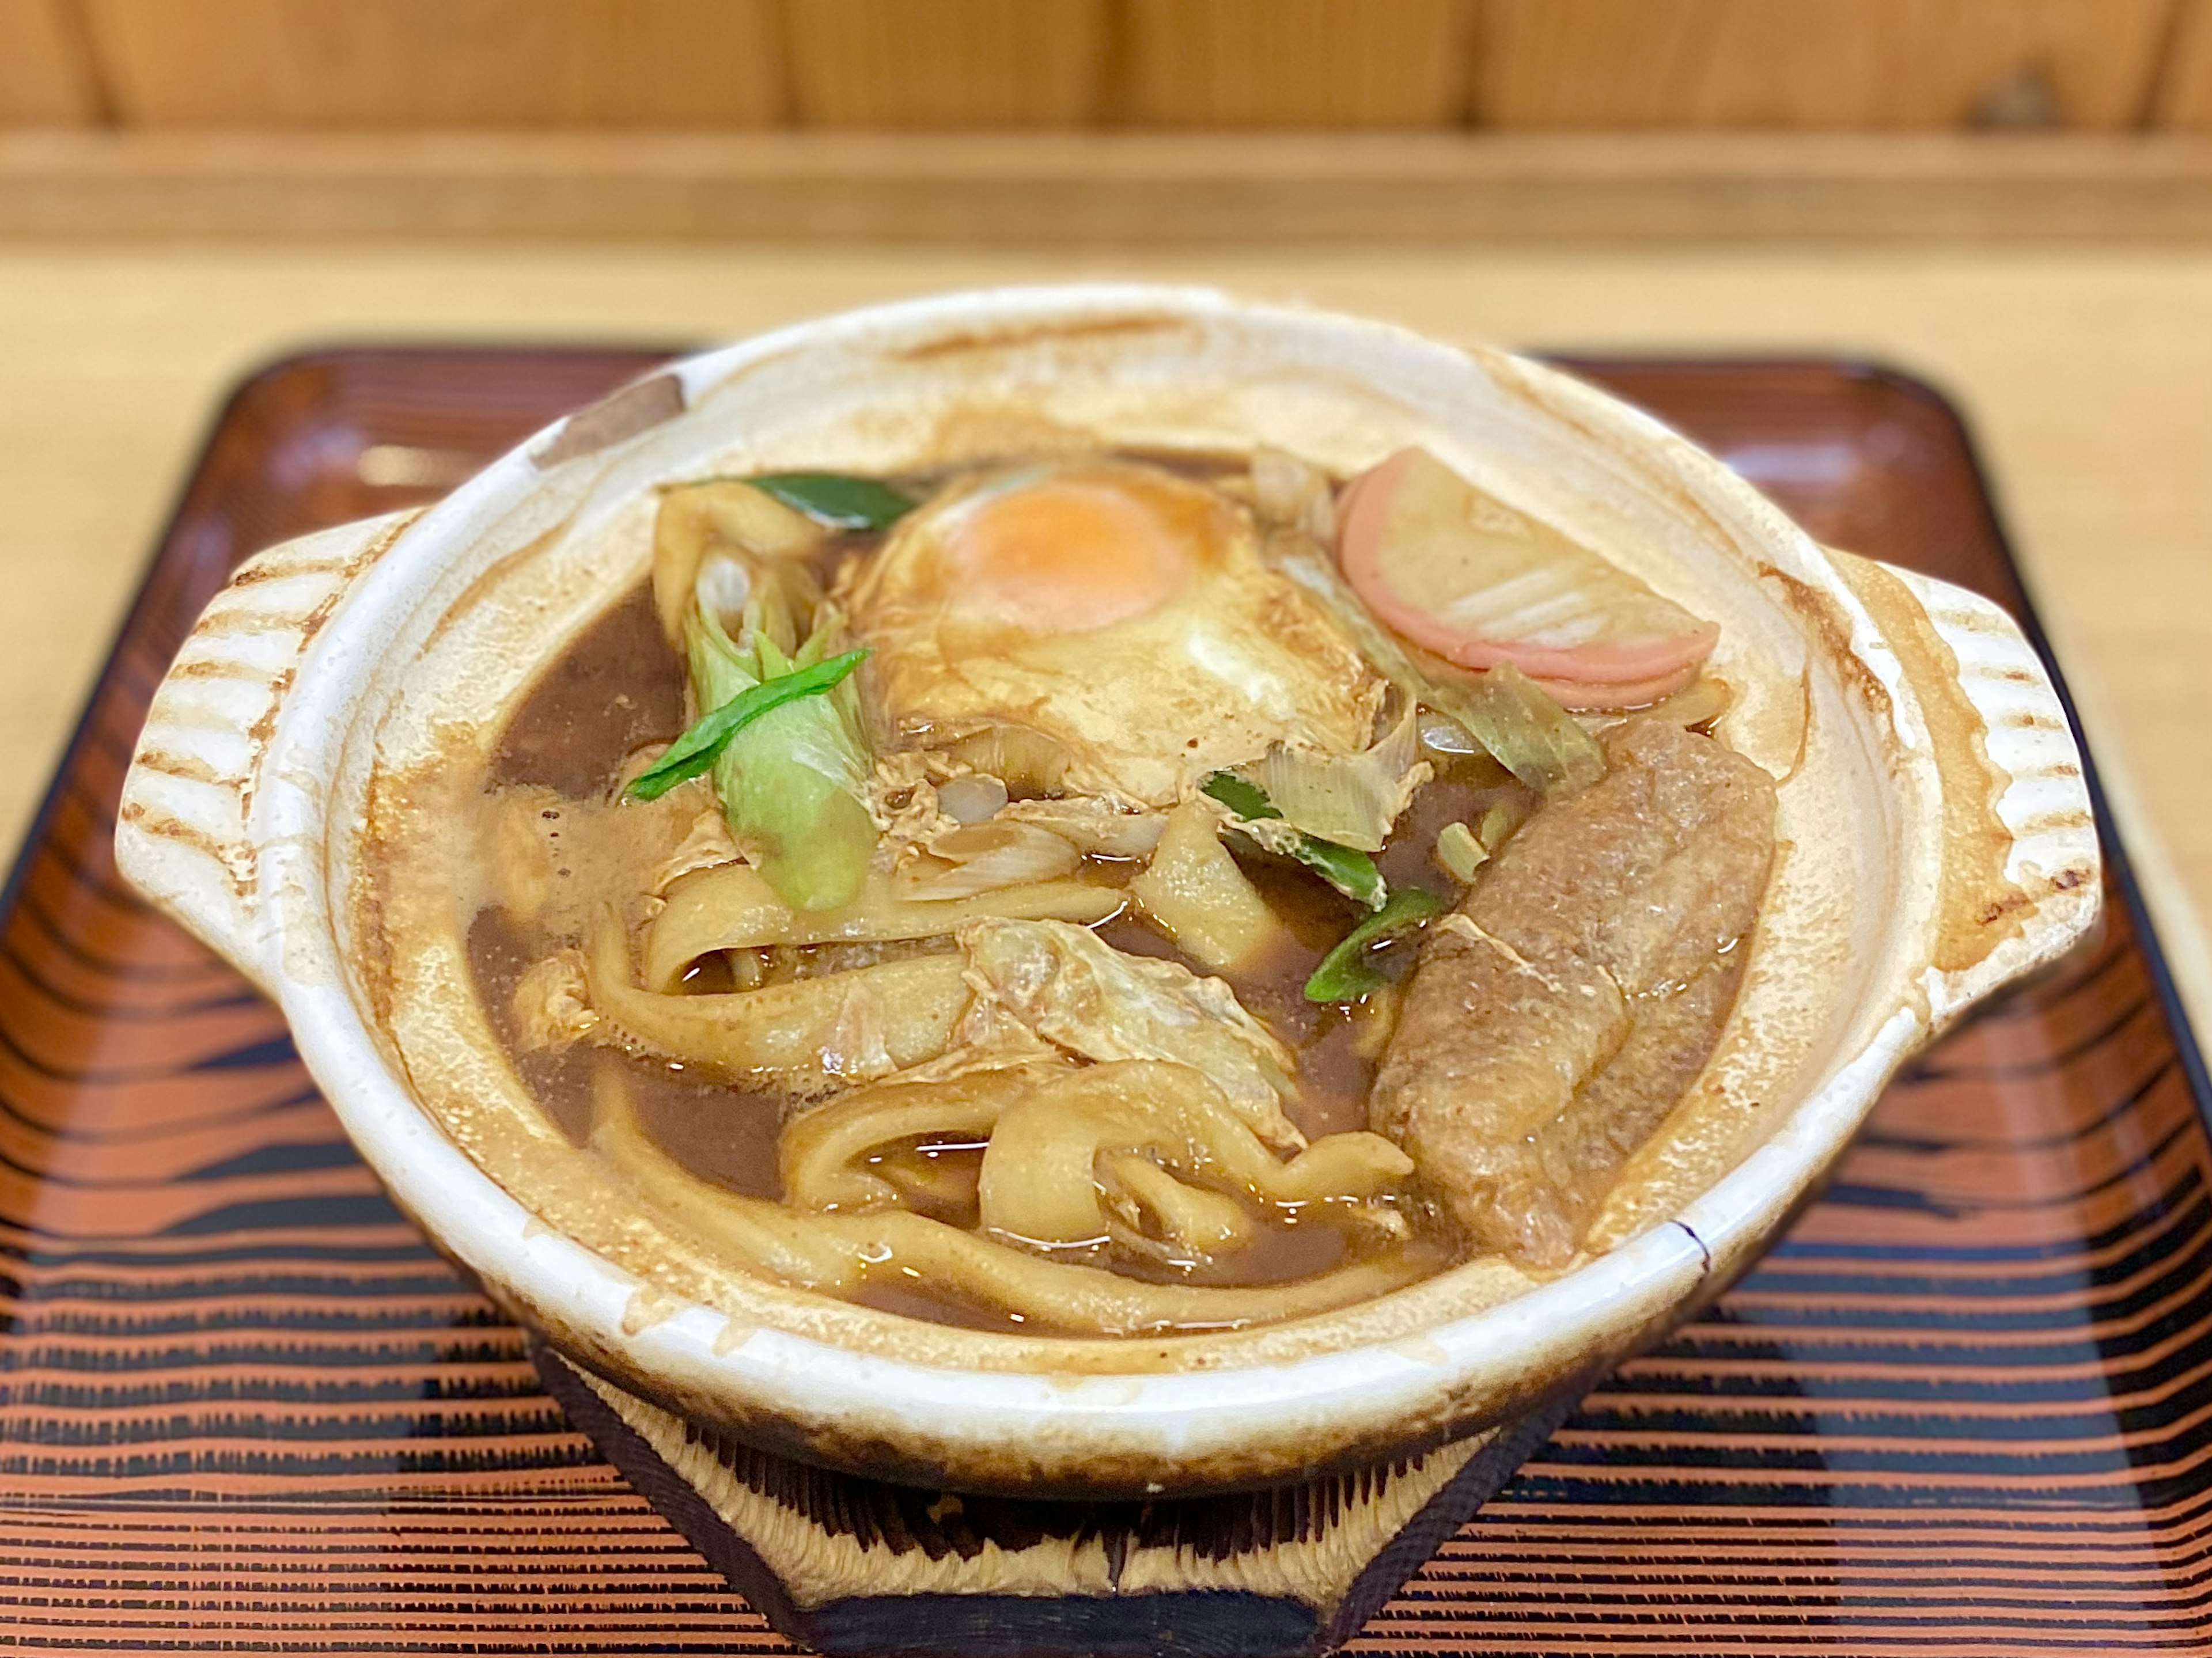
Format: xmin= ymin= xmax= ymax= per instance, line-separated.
xmin=1435 ymin=819 xmax=1488 ymax=883
xmin=626 ymin=648 xmax=869 ymax=802
xmin=1290 ymin=839 xmax=1388 ymax=910
xmin=750 ymin=473 xmax=916 ymax=532
xmin=1202 ymin=771 xmax=1387 ymax=909
xmin=1200 ymin=771 xmax=1272 ymax=822
xmin=1304 ymin=887 xmax=1446 ymax=1003
xmin=1446 ymin=662 xmax=1605 ymax=800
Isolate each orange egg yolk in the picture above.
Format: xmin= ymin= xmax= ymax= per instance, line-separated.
xmin=944 ymin=475 xmax=1198 ymax=634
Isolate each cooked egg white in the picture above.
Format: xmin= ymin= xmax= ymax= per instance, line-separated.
xmin=843 ymin=460 xmax=1382 ymax=806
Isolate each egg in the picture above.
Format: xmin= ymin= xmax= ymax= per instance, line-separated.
xmin=843 ymin=460 xmax=1382 ymax=807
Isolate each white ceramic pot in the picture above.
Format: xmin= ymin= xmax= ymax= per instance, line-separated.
xmin=115 ymin=286 xmax=2099 ymax=1498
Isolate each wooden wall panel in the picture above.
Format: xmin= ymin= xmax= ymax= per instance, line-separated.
xmin=84 ymin=0 xmax=783 ymax=128
xmin=2153 ymin=0 xmax=2212 ymax=127
xmin=1115 ymin=0 xmax=1473 ymax=128
xmin=35 ymin=0 xmax=2212 ymax=136
xmin=782 ymin=0 xmax=1104 ymax=128
xmin=1473 ymin=0 xmax=2178 ymax=130
xmin=0 ymin=0 xmax=99 ymax=123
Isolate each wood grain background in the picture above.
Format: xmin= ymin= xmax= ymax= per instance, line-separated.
xmin=785 ymin=0 xmax=1105 ymax=128
xmin=1472 ymin=0 xmax=2181 ymax=130
xmin=0 ymin=0 xmax=99 ymax=123
xmin=7 ymin=0 xmax=2212 ymax=132
xmin=79 ymin=0 xmax=786 ymax=128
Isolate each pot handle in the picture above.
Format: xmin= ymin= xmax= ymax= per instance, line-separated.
xmin=1824 ymin=549 xmax=2101 ymax=1015
xmin=115 ymin=510 xmax=421 ymax=996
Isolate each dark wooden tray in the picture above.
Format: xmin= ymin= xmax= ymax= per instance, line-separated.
xmin=2 ymin=347 xmax=2204 ymax=1655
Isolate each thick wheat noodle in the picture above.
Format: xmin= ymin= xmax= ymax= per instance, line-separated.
xmin=976 ymin=1061 xmax=1412 ymax=1249
xmin=584 ymin=913 xmax=971 ymax=1080
xmin=592 ymin=1070 xmax=1445 ymax=1337
xmin=778 ymin=1064 xmax=1063 ymax=1212
xmin=1103 ymin=1153 xmax=1254 ymax=1254
xmin=642 ymin=863 xmax=1121 ymax=992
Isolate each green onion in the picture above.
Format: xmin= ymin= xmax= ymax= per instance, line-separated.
xmin=750 ymin=473 xmax=916 ymax=532
xmin=1478 ymin=799 xmax=1525 ymax=851
xmin=1435 ymin=820 xmax=1488 ymax=883
xmin=1200 ymin=771 xmax=1272 ymax=822
xmin=1304 ymin=887 xmax=1446 ymax=1003
xmin=1284 ymin=837 xmax=1387 ymax=912
xmin=1446 ymin=662 xmax=1606 ymax=800
xmin=1201 ymin=772 xmax=1387 ymax=910
xmin=626 ymin=647 xmax=869 ymax=802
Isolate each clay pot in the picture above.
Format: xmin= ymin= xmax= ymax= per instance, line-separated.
xmin=115 ymin=286 xmax=2097 ymax=1507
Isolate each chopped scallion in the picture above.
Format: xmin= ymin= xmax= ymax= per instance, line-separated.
xmin=1304 ymin=887 xmax=1446 ymax=1003
xmin=1201 ymin=771 xmax=1387 ymax=910
xmin=1435 ymin=820 xmax=1488 ymax=883
xmin=750 ymin=473 xmax=916 ymax=532
xmin=1478 ymin=799 xmax=1525 ymax=852
xmin=626 ymin=648 xmax=869 ymax=802
xmin=1200 ymin=771 xmax=1271 ymax=822
xmin=1447 ymin=662 xmax=1606 ymax=800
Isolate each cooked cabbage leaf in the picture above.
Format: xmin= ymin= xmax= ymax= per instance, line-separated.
xmin=957 ymin=917 xmax=1305 ymax=1151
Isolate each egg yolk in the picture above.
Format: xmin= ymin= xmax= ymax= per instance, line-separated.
xmin=945 ymin=475 xmax=1198 ymax=635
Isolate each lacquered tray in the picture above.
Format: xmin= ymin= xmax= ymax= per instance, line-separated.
xmin=3 ymin=348 xmax=2205 ymax=1655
